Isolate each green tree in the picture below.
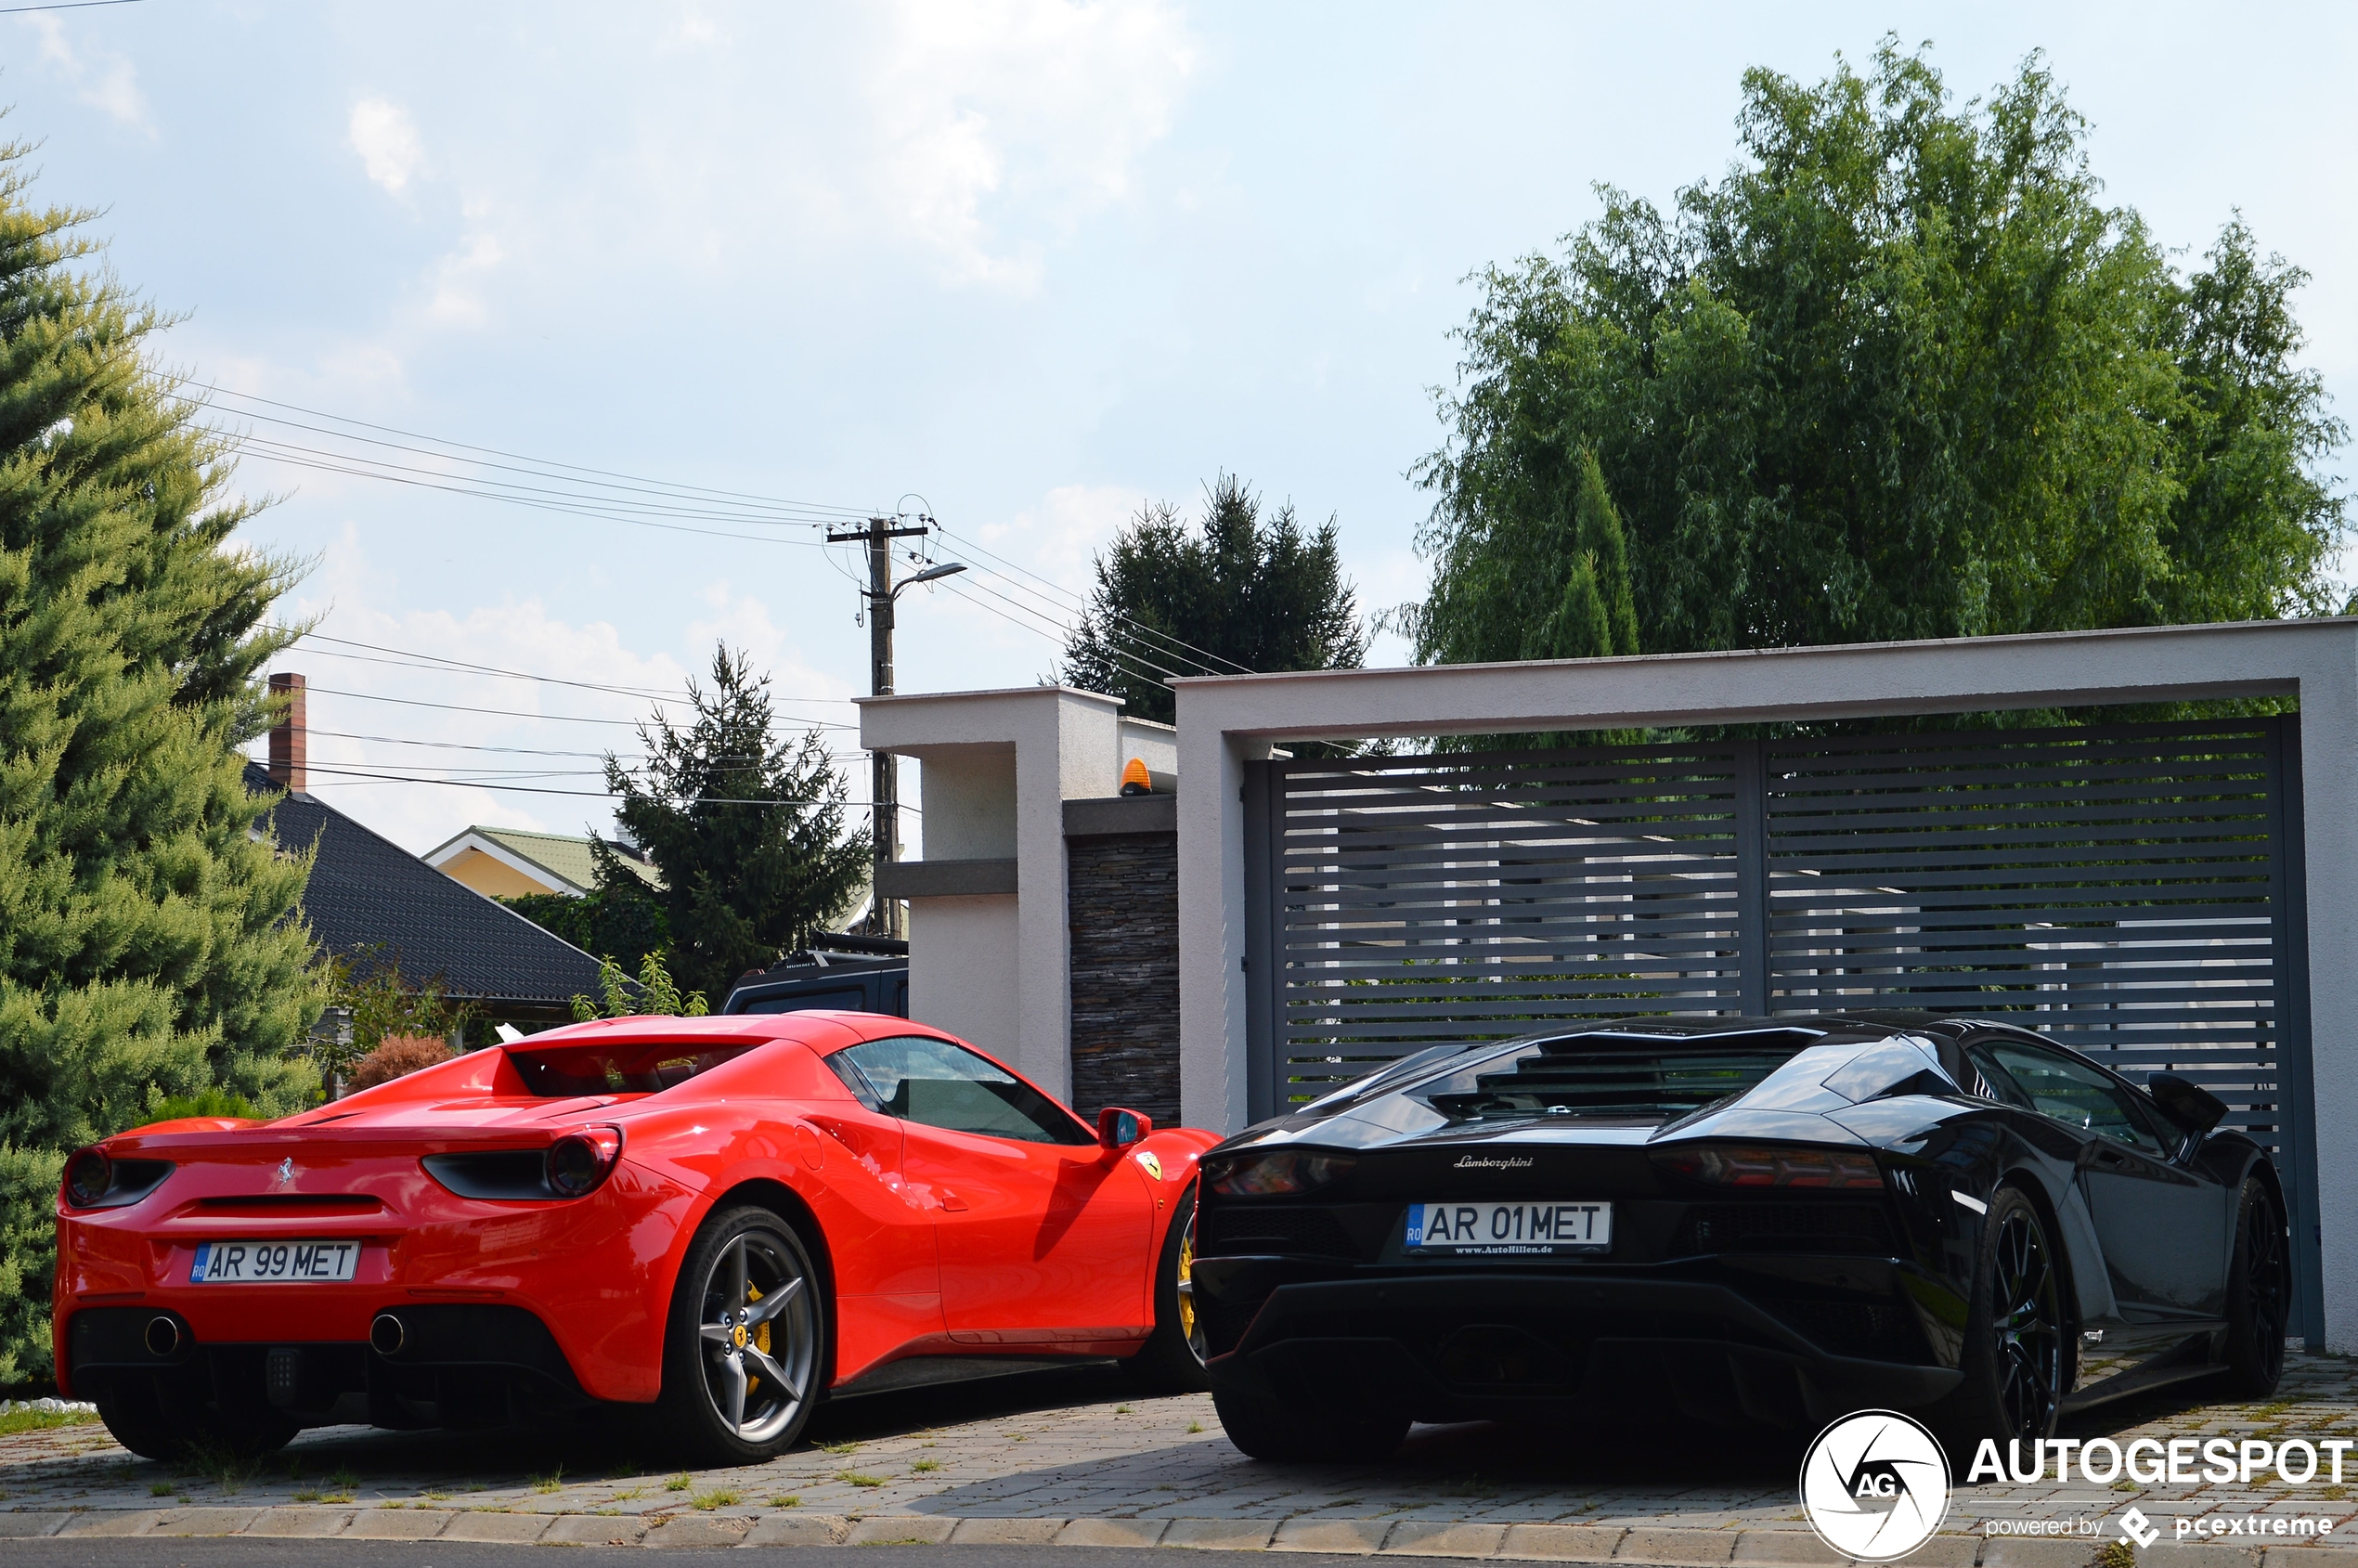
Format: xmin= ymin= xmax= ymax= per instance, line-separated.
xmin=499 ymin=880 xmax=667 ymax=977
xmin=1409 ymin=44 xmax=2346 ymax=666
xmin=1062 ymin=475 xmax=1367 ymax=726
xmin=570 ymin=950 xmax=708 ymax=1022
xmin=603 ymin=647 xmax=870 ymax=1002
xmin=0 ymin=146 xmax=321 ymax=1381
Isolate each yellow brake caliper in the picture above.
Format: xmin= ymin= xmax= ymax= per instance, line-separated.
xmin=745 ymin=1284 xmax=770 ymax=1394
xmin=1177 ymin=1224 xmax=1198 ymax=1345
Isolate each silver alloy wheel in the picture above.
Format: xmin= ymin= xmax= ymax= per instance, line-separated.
xmin=695 ymin=1227 xmax=815 ymax=1445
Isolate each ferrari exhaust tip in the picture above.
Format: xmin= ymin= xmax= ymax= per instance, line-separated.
xmin=369 ymin=1313 xmax=406 ymax=1356
xmin=143 ymin=1315 xmax=178 ymax=1357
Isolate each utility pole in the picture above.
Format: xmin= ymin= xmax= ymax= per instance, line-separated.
xmin=826 ymin=514 xmax=961 ymax=940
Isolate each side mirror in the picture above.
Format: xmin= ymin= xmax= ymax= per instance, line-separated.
xmin=2147 ymin=1072 xmax=2227 ymax=1137
xmin=1098 ymin=1107 xmax=1151 ymax=1151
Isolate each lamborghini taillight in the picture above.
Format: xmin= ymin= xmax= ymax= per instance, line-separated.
xmin=1652 ymin=1143 xmax=1882 ymax=1189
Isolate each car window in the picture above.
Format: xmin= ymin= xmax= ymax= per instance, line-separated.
xmin=1980 ymin=1040 xmax=2170 ymax=1157
xmin=829 ymin=1036 xmax=1094 ymax=1147
xmin=740 ymin=987 xmax=867 ymax=1015
xmin=1962 ymin=1046 xmax=2032 ymax=1108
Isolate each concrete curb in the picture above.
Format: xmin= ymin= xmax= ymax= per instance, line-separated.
xmin=0 ymin=1507 xmax=2352 ymax=1562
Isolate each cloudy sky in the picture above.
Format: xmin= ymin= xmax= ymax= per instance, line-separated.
xmin=9 ymin=1 xmax=2352 ymax=853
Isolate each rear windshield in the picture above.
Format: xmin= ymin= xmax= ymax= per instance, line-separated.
xmin=507 ymin=1040 xmax=762 ymax=1096
xmin=1418 ymin=1029 xmax=1820 ymax=1122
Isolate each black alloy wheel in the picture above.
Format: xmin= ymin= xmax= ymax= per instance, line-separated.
xmin=2222 ymin=1177 xmax=2289 ymax=1396
xmin=656 ymin=1204 xmax=824 ymax=1464
xmin=1935 ymin=1184 xmax=2066 ymax=1463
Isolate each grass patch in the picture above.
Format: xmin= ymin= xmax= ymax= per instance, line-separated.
xmin=2096 ymin=1542 xmax=2136 ymax=1568
xmin=1185 ymin=1420 xmax=1203 ymax=1434
xmin=817 ymin=1439 xmax=861 ymax=1456
xmin=530 ymin=1467 xmax=564 ymax=1495
xmin=292 ymin=1488 xmax=357 ymax=1505
xmin=665 ymin=1472 xmax=693 ymax=1492
xmin=1113 ymin=1404 xmax=1134 ymax=1415
xmin=0 ymin=1407 xmax=98 ymax=1437
xmin=836 ymin=1471 xmax=886 ymax=1488
xmin=149 ymin=1481 xmax=175 ymax=1497
xmin=690 ymin=1488 xmax=741 ymax=1510
xmin=911 ymin=1458 xmax=939 ymax=1473
xmin=771 ymin=1496 xmax=801 ymax=1509
xmin=611 ymin=1488 xmax=643 ymax=1501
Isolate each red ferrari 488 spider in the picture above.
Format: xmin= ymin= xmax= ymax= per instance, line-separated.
xmin=54 ymin=1013 xmax=1213 ymax=1464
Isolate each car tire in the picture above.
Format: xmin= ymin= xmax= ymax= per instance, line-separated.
xmin=2220 ymin=1176 xmax=2289 ymax=1397
xmin=655 ymin=1204 xmax=825 ymax=1467
xmin=1211 ymin=1386 xmax=1409 ymax=1464
xmin=1932 ymin=1183 xmax=2069 ymax=1468
xmin=93 ymin=1376 xmax=194 ymax=1461
xmin=1121 ymin=1186 xmax=1213 ymax=1396
xmin=93 ymin=1373 xmax=296 ymax=1462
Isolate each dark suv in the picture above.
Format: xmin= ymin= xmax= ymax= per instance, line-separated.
xmin=720 ymin=937 xmax=908 ymax=1017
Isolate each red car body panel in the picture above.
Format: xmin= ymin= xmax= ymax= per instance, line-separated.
xmin=53 ymin=1013 xmax=1214 ymax=1406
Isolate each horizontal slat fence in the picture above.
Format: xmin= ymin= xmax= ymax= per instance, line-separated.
xmin=1243 ymin=718 xmax=2316 ymax=1333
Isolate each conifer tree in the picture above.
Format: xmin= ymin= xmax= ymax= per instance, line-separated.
xmin=603 ymin=647 xmax=870 ymax=1002
xmin=0 ymin=143 xmax=321 ymax=1380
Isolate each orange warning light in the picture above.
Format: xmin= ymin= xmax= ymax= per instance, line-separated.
xmin=1120 ymin=758 xmax=1152 ymax=796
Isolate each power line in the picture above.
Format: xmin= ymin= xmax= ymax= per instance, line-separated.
xmin=0 ymin=0 xmax=145 ymax=12
xmin=238 ymin=447 xmax=839 ymax=550
xmin=931 ymin=519 xmax=1257 ymax=677
xmin=291 ymin=685 xmax=851 ymax=733
xmin=270 ymin=629 xmax=857 ymax=712
xmin=197 ymin=386 xmax=875 ymax=519
xmin=292 ymin=764 xmax=912 ymax=810
xmin=237 ymin=434 xmax=841 ymax=530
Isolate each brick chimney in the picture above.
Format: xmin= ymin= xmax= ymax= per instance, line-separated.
xmin=267 ymin=672 xmax=307 ymax=792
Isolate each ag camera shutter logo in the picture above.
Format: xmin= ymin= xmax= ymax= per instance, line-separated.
xmin=1799 ymin=1410 xmax=1951 ymax=1562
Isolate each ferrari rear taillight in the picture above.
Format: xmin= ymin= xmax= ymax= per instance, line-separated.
xmin=1652 ymin=1143 xmax=1882 ymax=1189
xmin=64 ymin=1147 xmax=110 ymax=1207
xmin=546 ymin=1125 xmax=624 ymax=1197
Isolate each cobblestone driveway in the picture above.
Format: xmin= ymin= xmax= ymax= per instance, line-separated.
xmin=7 ymin=1354 xmax=2358 ymax=1561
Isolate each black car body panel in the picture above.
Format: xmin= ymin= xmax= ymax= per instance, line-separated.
xmin=720 ymin=952 xmax=908 ymax=1017
xmin=1192 ymin=1013 xmax=2281 ymax=1429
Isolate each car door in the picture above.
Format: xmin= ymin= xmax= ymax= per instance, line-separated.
xmin=828 ymin=1034 xmax=1156 ymax=1345
xmin=1976 ymin=1037 xmax=2231 ymax=1332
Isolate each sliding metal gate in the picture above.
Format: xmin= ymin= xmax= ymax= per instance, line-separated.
xmin=1241 ymin=718 xmax=2319 ymax=1335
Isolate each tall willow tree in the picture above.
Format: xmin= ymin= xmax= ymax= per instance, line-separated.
xmin=0 ymin=144 xmax=321 ymax=1381
xmin=1408 ymin=43 xmax=2347 ymax=663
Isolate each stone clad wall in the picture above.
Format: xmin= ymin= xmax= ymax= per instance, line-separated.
xmin=1066 ymin=829 xmax=1180 ymax=1127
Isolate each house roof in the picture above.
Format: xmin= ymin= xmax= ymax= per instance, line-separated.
xmin=423 ymin=824 xmax=665 ymax=896
xmin=250 ymin=764 xmax=602 ymax=1009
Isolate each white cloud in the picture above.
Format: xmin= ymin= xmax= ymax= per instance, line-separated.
xmin=423 ymin=222 xmax=508 ymax=328
xmin=866 ymin=0 xmax=1198 ymax=285
xmin=976 ymin=483 xmax=1141 ymax=594
xmin=349 ymin=97 xmax=425 ymax=193
xmin=24 ymin=15 xmax=152 ymax=133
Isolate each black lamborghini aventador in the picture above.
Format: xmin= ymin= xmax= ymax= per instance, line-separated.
xmin=1193 ymin=1014 xmax=2290 ymax=1465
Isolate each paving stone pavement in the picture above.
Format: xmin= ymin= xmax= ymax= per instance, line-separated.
xmin=7 ymin=1355 xmax=2358 ymax=1561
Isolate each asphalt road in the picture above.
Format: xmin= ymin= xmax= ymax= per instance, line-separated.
xmin=3 ymin=1544 xmax=1496 ymax=1568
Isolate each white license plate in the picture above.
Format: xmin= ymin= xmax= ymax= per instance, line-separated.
xmin=188 ymin=1239 xmax=361 ymax=1283
xmin=1406 ymin=1200 xmax=1612 ymax=1256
